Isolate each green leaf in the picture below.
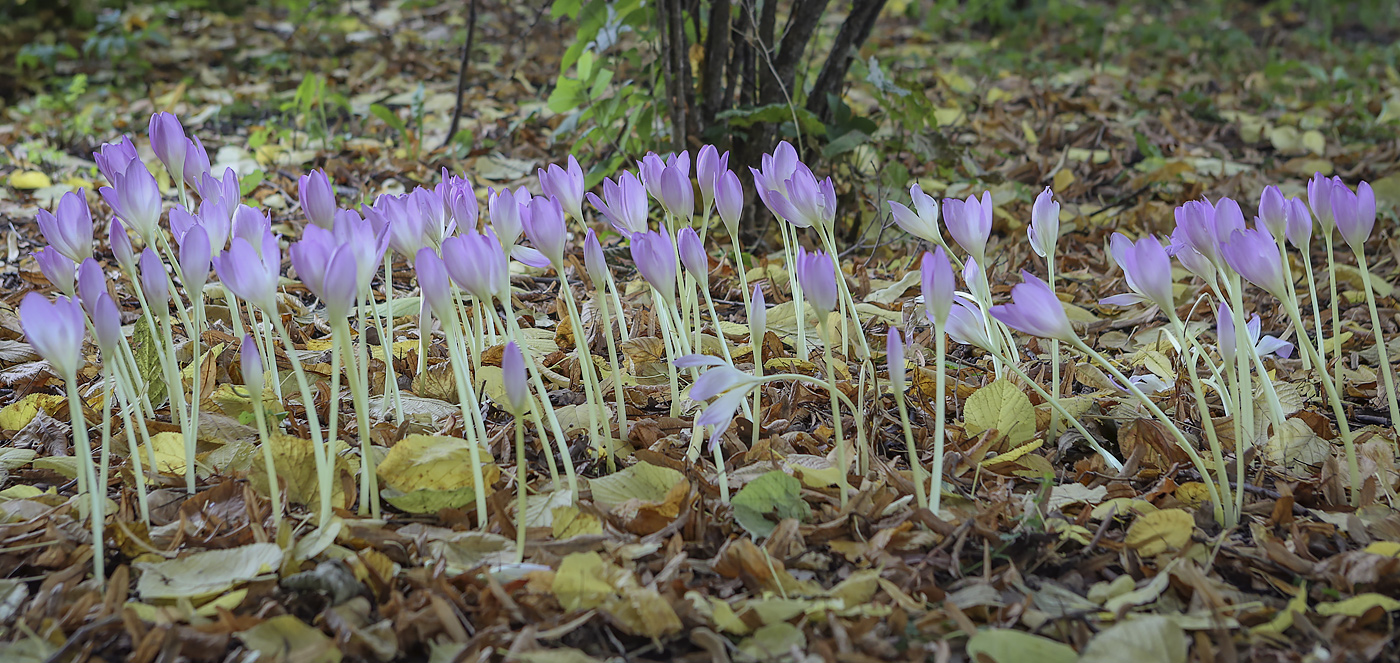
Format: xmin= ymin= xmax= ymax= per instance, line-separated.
xmin=547 ymin=78 xmax=587 ymax=114
xmin=132 ymin=313 xmax=167 ymax=406
xmin=238 ymin=169 xmax=264 ymax=197
xmin=822 ymin=130 xmax=870 ymax=158
xmin=715 ymin=104 xmax=827 ymax=136
xmin=730 ymin=471 xmax=810 ymax=538
xmin=965 ymin=629 xmax=1078 ymax=663
xmin=369 ymin=103 xmax=408 ymax=136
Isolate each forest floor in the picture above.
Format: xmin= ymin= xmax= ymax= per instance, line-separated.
xmin=1 ymin=1 xmax=1400 ymax=662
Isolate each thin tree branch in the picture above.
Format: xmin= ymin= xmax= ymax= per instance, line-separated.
xmin=440 ymin=0 xmax=480 ymax=151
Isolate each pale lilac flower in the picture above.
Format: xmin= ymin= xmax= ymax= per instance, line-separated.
xmin=77 ymin=258 xmax=106 ymax=313
xmin=990 ymin=271 xmax=1076 ymax=343
xmin=331 ymin=210 xmax=390 ymax=292
xmin=921 ymin=247 xmax=954 ymax=326
xmin=946 ymin=298 xmax=995 ymax=350
xmin=109 ymin=218 xmax=136 ymax=273
xmin=148 ymin=112 xmax=187 ymax=182
xmin=445 ymin=185 xmax=479 ymax=232
xmin=1258 ymin=185 xmax=1287 ymax=240
xmin=182 ymin=136 xmax=211 ymax=191
xmin=676 ymin=354 xmax=762 ymax=451
xmin=587 ymin=171 xmax=650 ymax=234
xmin=33 ymin=247 xmax=76 ymax=296
xmin=942 ymin=191 xmax=993 ymax=265
xmin=368 ymin=193 xmax=426 ymax=258
xmin=750 ymin=284 xmax=766 ymax=347
xmin=1218 ymin=302 xmax=1293 ymax=366
xmin=213 ymin=235 xmax=281 ymax=311
xmin=1220 ymin=228 xmax=1288 ymax=301
xmin=522 ymin=195 xmax=567 ymax=267
xmin=90 ymin=293 xmax=122 ymax=356
xmin=714 ymin=170 xmax=744 ymax=237
xmin=1308 ymin=172 xmax=1337 ymax=233
xmin=442 ymin=229 xmax=509 ymax=302
xmin=963 ymin=256 xmax=990 ymax=305
xmin=197 ymin=196 xmax=233 ymax=253
xmin=19 ymin=293 xmax=87 ymax=379
xmin=139 ymin=248 xmax=169 ymax=308
xmin=696 ymin=145 xmax=729 ymax=214
xmin=889 ymin=184 xmax=940 ymax=246
xmin=765 ymin=163 xmax=835 ymax=230
xmin=677 ymin=227 xmax=708 ymax=283
xmin=1331 ymin=180 xmax=1376 ymax=253
xmin=630 ymin=230 xmax=678 ymax=306
xmin=241 ymin=334 xmax=262 ymax=394
xmin=887 ymin=327 xmax=907 ymax=392
xmin=178 ymin=225 xmax=211 ymax=295
xmin=410 ymin=186 xmax=452 ymax=245
xmin=231 ymin=204 xmax=272 ymax=249
xmin=538 ymin=155 xmax=585 ymax=222
xmin=1168 ymin=226 xmax=1216 ymax=284
xmin=488 ymin=187 xmax=533 ymax=247
xmin=93 ymin=136 xmax=139 ymax=184
xmin=502 ymin=341 xmax=530 ymax=414
xmin=1101 ymin=233 xmax=1174 ymax=311
xmin=1027 ymin=186 xmax=1060 ymax=259
xmin=196 ymin=167 xmax=240 ymax=207
xmin=638 ymin=151 xmax=690 ymax=202
xmin=751 ymin=141 xmax=800 ymax=217
xmin=584 ymin=228 xmax=608 ymax=289
xmin=794 ymin=247 xmax=838 ymax=314
xmin=35 ymin=190 xmax=94 ymax=263
xmin=414 ymin=248 xmax=453 ymax=318
xmin=659 ymin=166 xmax=695 ymax=221
xmin=168 ymin=205 xmax=198 ymax=246
xmin=99 ymin=161 xmax=163 ymax=243
xmin=299 ymin=169 xmax=337 ymax=229
xmin=1284 ymin=197 xmax=1312 ymax=250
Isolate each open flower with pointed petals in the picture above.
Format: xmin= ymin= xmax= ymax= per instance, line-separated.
xmin=714 ymin=170 xmax=745 ymax=238
xmin=299 ymin=169 xmax=337 ymax=229
xmin=1220 ymin=227 xmax=1288 ymax=301
xmin=946 ymin=298 xmax=995 ymax=350
xmin=179 ymin=225 xmax=211 ymax=295
xmin=1218 ymin=302 xmax=1293 ymax=366
xmin=1308 ymin=172 xmax=1337 ymax=233
xmin=1331 ymin=180 xmax=1375 ymax=253
xmin=410 ymin=186 xmax=453 ymax=245
xmin=1101 ymin=233 xmax=1174 ymax=311
xmin=889 ymin=184 xmax=940 ymax=246
xmin=1258 ymin=185 xmax=1287 ymax=240
xmin=921 ymin=248 xmax=954 ymax=326
xmin=696 ymin=145 xmax=729 ymax=214
xmin=1028 ymin=186 xmax=1060 ymax=259
xmin=751 ymin=141 xmax=800 ymax=217
xmin=19 ymin=293 xmax=86 ymax=379
xmin=148 ymin=112 xmax=187 ymax=182
xmin=942 ymin=191 xmax=993 ymax=266
xmin=36 ymin=190 xmax=94 ymax=263
xmin=630 ymin=230 xmax=678 ymax=306
xmin=367 ymin=193 xmax=425 ymax=258
xmin=93 ymin=136 xmax=139 ymax=185
xmin=677 ymin=227 xmax=708 ymax=284
xmin=794 ymin=247 xmax=838 ymax=314
xmin=100 ymin=162 xmax=163 ymax=244
xmin=538 ymin=155 xmax=585 ymax=222
xmin=1284 ymin=197 xmax=1312 ymax=250
xmin=197 ymin=166 xmax=240 ymax=207
xmin=331 ymin=211 xmax=390 ymax=293
xmin=638 ymin=151 xmax=690 ymax=202
xmin=34 ymin=247 xmax=76 ymax=296
xmin=587 ymin=171 xmax=650 ymax=235
xmin=442 ymin=229 xmax=509 ymax=302
xmin=502 ymin=341 xmax=531 ymax=414
xmin=214 ymin=235 xmax=281 ymax=311
xmin=183 ymin=136 xmax=211 ymax=191
xmin=990 ymin=271 xmax=1077 ymax=343
xmin=767 ymin=163 xmax=836 ymax=231
xmin=676 ymin=354 xmax=763 ymax=451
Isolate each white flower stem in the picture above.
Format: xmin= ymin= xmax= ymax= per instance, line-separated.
xmin=65 ymin=375 xmax=104 ymax=585
xmin=1282 ymin=299 xmax=1361 ymax=505
xmin=1167 ymin=315 xmax=1233 ymax=525
xmin=816 ymin=319 xmax=851 ymax=508
xmin=595 ymin=292 xmax=626 ymax=472
xmin=515 ymin=416 xmax=528 ymax=562
xmin=557 ymin=278 xmax=608 ymax=464
xmin=502 ymin=298 xmax=578 ymax=501
xmin=1322 ymin=233 xmax=1343 ymax=398
xmin=436 ymin=314 xmax=491 ymax=527
xmin=270 ymin=313 xmax=333 ymax=528
xmin=930 ymin=330 xmax=947 ymax=515
xmin=249 ymin=377 xmax=282 ymax=530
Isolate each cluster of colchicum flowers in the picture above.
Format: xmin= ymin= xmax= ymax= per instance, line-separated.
xmin=20 ymin=111 xmax=1397 ymax=586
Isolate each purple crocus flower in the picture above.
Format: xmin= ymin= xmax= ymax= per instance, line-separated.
xmin=442 ymin=229 xmax=509 ymax=302
xmin=696 ymin=145 xmax=729 ymax=214
xmin=183 ymin=136 xmax=211 ymax=191
xmin=630 ymin=230 xmax=678 ymax=306
xmin=93 ymin=136 xmax=139 ymax=185
xmin=411 ymin=186 xmax=452 ymax=245
xmin=19 ymin=293 xmax=87 ymax=379
xmin=889 ymin=184 xmax=940 ymax=246
xmin=488 ymin=187 xmax=532 ymax=247
xmin=638 ymin=151 xmax=690 ymax=202
xmin=583 ymin=228 xmax=607 ymax=288
xmin=1101 ymin=233 xmax=1174 ymax=311
xmin=1258 ymin=185 xmax=1287 ymax=240
xmin=715 ymin=170 xmax=744 ymax=237
xmin=299 ymin=169 xmax=337 ymax=230
xmin=1218 ymin=302 xmax=1294 ymax=366
xmin=1171 ymin=199 xmax=1223 ymax=268
xmin=1028 ymin=186 xmax=1060 ymax=259
xmin=1219 ymin=227 xmax=1288 ymax=301
xmin=139 ymin=248 xmax=170 ymax=308
xmin=241 ymin=334 xmax=262 ymax=394
xmin=522 ymin=195 xmax=568 ymax=267
xmin=921 ymin=247 xmax=954 ymax=326
xmin=751 ymin=283 xmax=766 ymax=343
xmin=414 ymin=248 xmax=453 ymax=319
xmin=77 ymin=258 xmax=106 ymax=313
xmin=887 ymin=327 xmax=907 ymax=392
xmin=538 ymin=155 xmax=585 ymax=222
xmin=1308 ymin=172 xmax=1337 ymax=233
xmin=35 ymin=190 xmax=94 ymax=263
xmin=677 ymin=355 xmax=762 ymax=451
xmin=368 ymin=193 xmax=426 ymax=258
xmin=1168 ymin=226 xmax=1216 ymax=284
xmin=289 ymin=225 xmax=336 ymax=298
xmin=179 ymin=225 xmax=211 ymax=295
xmin=677 ymin=227 xmax=708 ymax=283
xmin=794 ymin=247 xmax=839 ymax=314
xmin=34 ymin=247 xmax=77 ymax=296
xmin=659 ymin=165 xmax=695 ymax=221
xmin=213 ymin=235 xmax=281 ymax=311
xmin=501 ymin=341 xmax=530 ymax=414
xmin=148 ymin=112 xmax=187 ymax=182
xmin=1284 ymin=197 xmax=1312 ymax=250
xmin=99 ymin=161 xmax=163 ymax=243
xmin=942 ymin=191 xmax=993 ymax=265
xmin=90 ymin=293 xmax=122 ymax=355
xmin=990 ymin=271 xmax=1076 ymax=343
xmin=587 ymin=171 xmax=649 ymax=234
xmin=1331 ymin=180 xmax=1376 ymax=253
xmin=109 ymin=218 xmax=136 ymax=273
xmin=197 ymin=197 xmax=233 ymax=253
xmin=446 ymin=186 xmax=479 ymax=232
xmin=331 ymin=211 xmax=391 ymax=292
xmin=766 ymin=163 xmax=836 ymax=230
xmin=946 ymin=299 xmax=995 ymax=350
xmin=751 ymin=141 xmax=800 ymax=218
xmin=169 ymin=205 xmax=198 ymax=246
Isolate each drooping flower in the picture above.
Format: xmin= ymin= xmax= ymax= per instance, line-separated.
xmin=1219 ymin=227 xmax=1288 ymax=301
xmin=1101 ymin=233 xmax=1174 ymax=311
xmin=942 ymin=191 xmax=993 ymax=266
xmin=33 ymin=247 xmax=77 ymax=296
xmin=920 ymin=247 xmax=954 ymax=326
xmin=990 ymin=271 xmax=1077 ymax=343
xmin=35 ymin=190 xmax=94 ymax=263
xmin=299 ymin=169 xmax=337 ymax=230
xmin=587 ymin=171 xmax=650 ymax=235
xmin=889 ymin=184 xmax=941 ymax=246
xmin=765 ymin=163 xmax=836 ymax=230
xmin=630 ymin=230 xmax=678 ymax=306
xmin=1331 ymin=180 xmax=1376 ymax=253
xmin=19 ymin=293 xmax=87 ymax=379
xmin=501 ymin=341 xmax=531 ymax=414
xmin=794 ymin=247 xmax=839 ymax=314
xmin=1027 ymin=186 xmax=1060 ymax=259
xmin=675 ymin=354 xmax=762 ymax=451
xmin=537 ymin=155 xmax=585 ymax=222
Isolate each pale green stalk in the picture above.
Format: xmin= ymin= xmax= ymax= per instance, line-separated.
xmin=1281 ymin=298 xmax=1361 ymax=504
xmin=596 ymin=292 xmax=626 ymax=471
xmin=1275 ymin=235 xmax=1309 ymax=370
xmin=97 ymin=375 xmax=113 ymax=518
xmin=893 ymin=363 xmax=924 ymax=510
xmin=1352 ymin=249 xmax=1400 ymax=441
xmin=1223 ymin=274 xmax=1256 ymax=523
xmin=1323 ymin=232 xmax=1343 ymax=397
xmin=336 ymin=313 xmax=380 ymax=520
xmin=66 ymin=375 xmax=104 ymax=584
xmin=1300 ymin=246 xmax=1327 ymax=373
xmin=1166 ymin=314 xmax=1233 ymax=525
xmin=110 ymin=368 xmax=151 ymax=525
xmin=355 ymin=297 xmax=379 ymax=516
xmin=374 ymin=255 xmax=405 ymax=422
xmin=249 ymin=377 xmax=282 ymax=529
xmin=270 ymin=314 xmax=333 ymax=528
xmin=326 ymin=334 xmax=342 ymax=447
xmin=1046 ymin=256 xmax=1061 ymax=441
xmin=929 ymin=331 xmax=947 ymax=514
xmin=156 ymin=307 xmax=195 ymax=493
xmin=515 ymin=416 xmax=528 ymax=562
xmin=557 ymin=280 xmax=608 ymax=464
xmin=815 ymin=318 xmax=851 ymax=508
xmin=778 ymin=221 xmax=808 ymax=360
xmin=501 ymin=300 xmax=578 ymax=500
xmin=432 ymin=311 xmax=490 ymax=527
